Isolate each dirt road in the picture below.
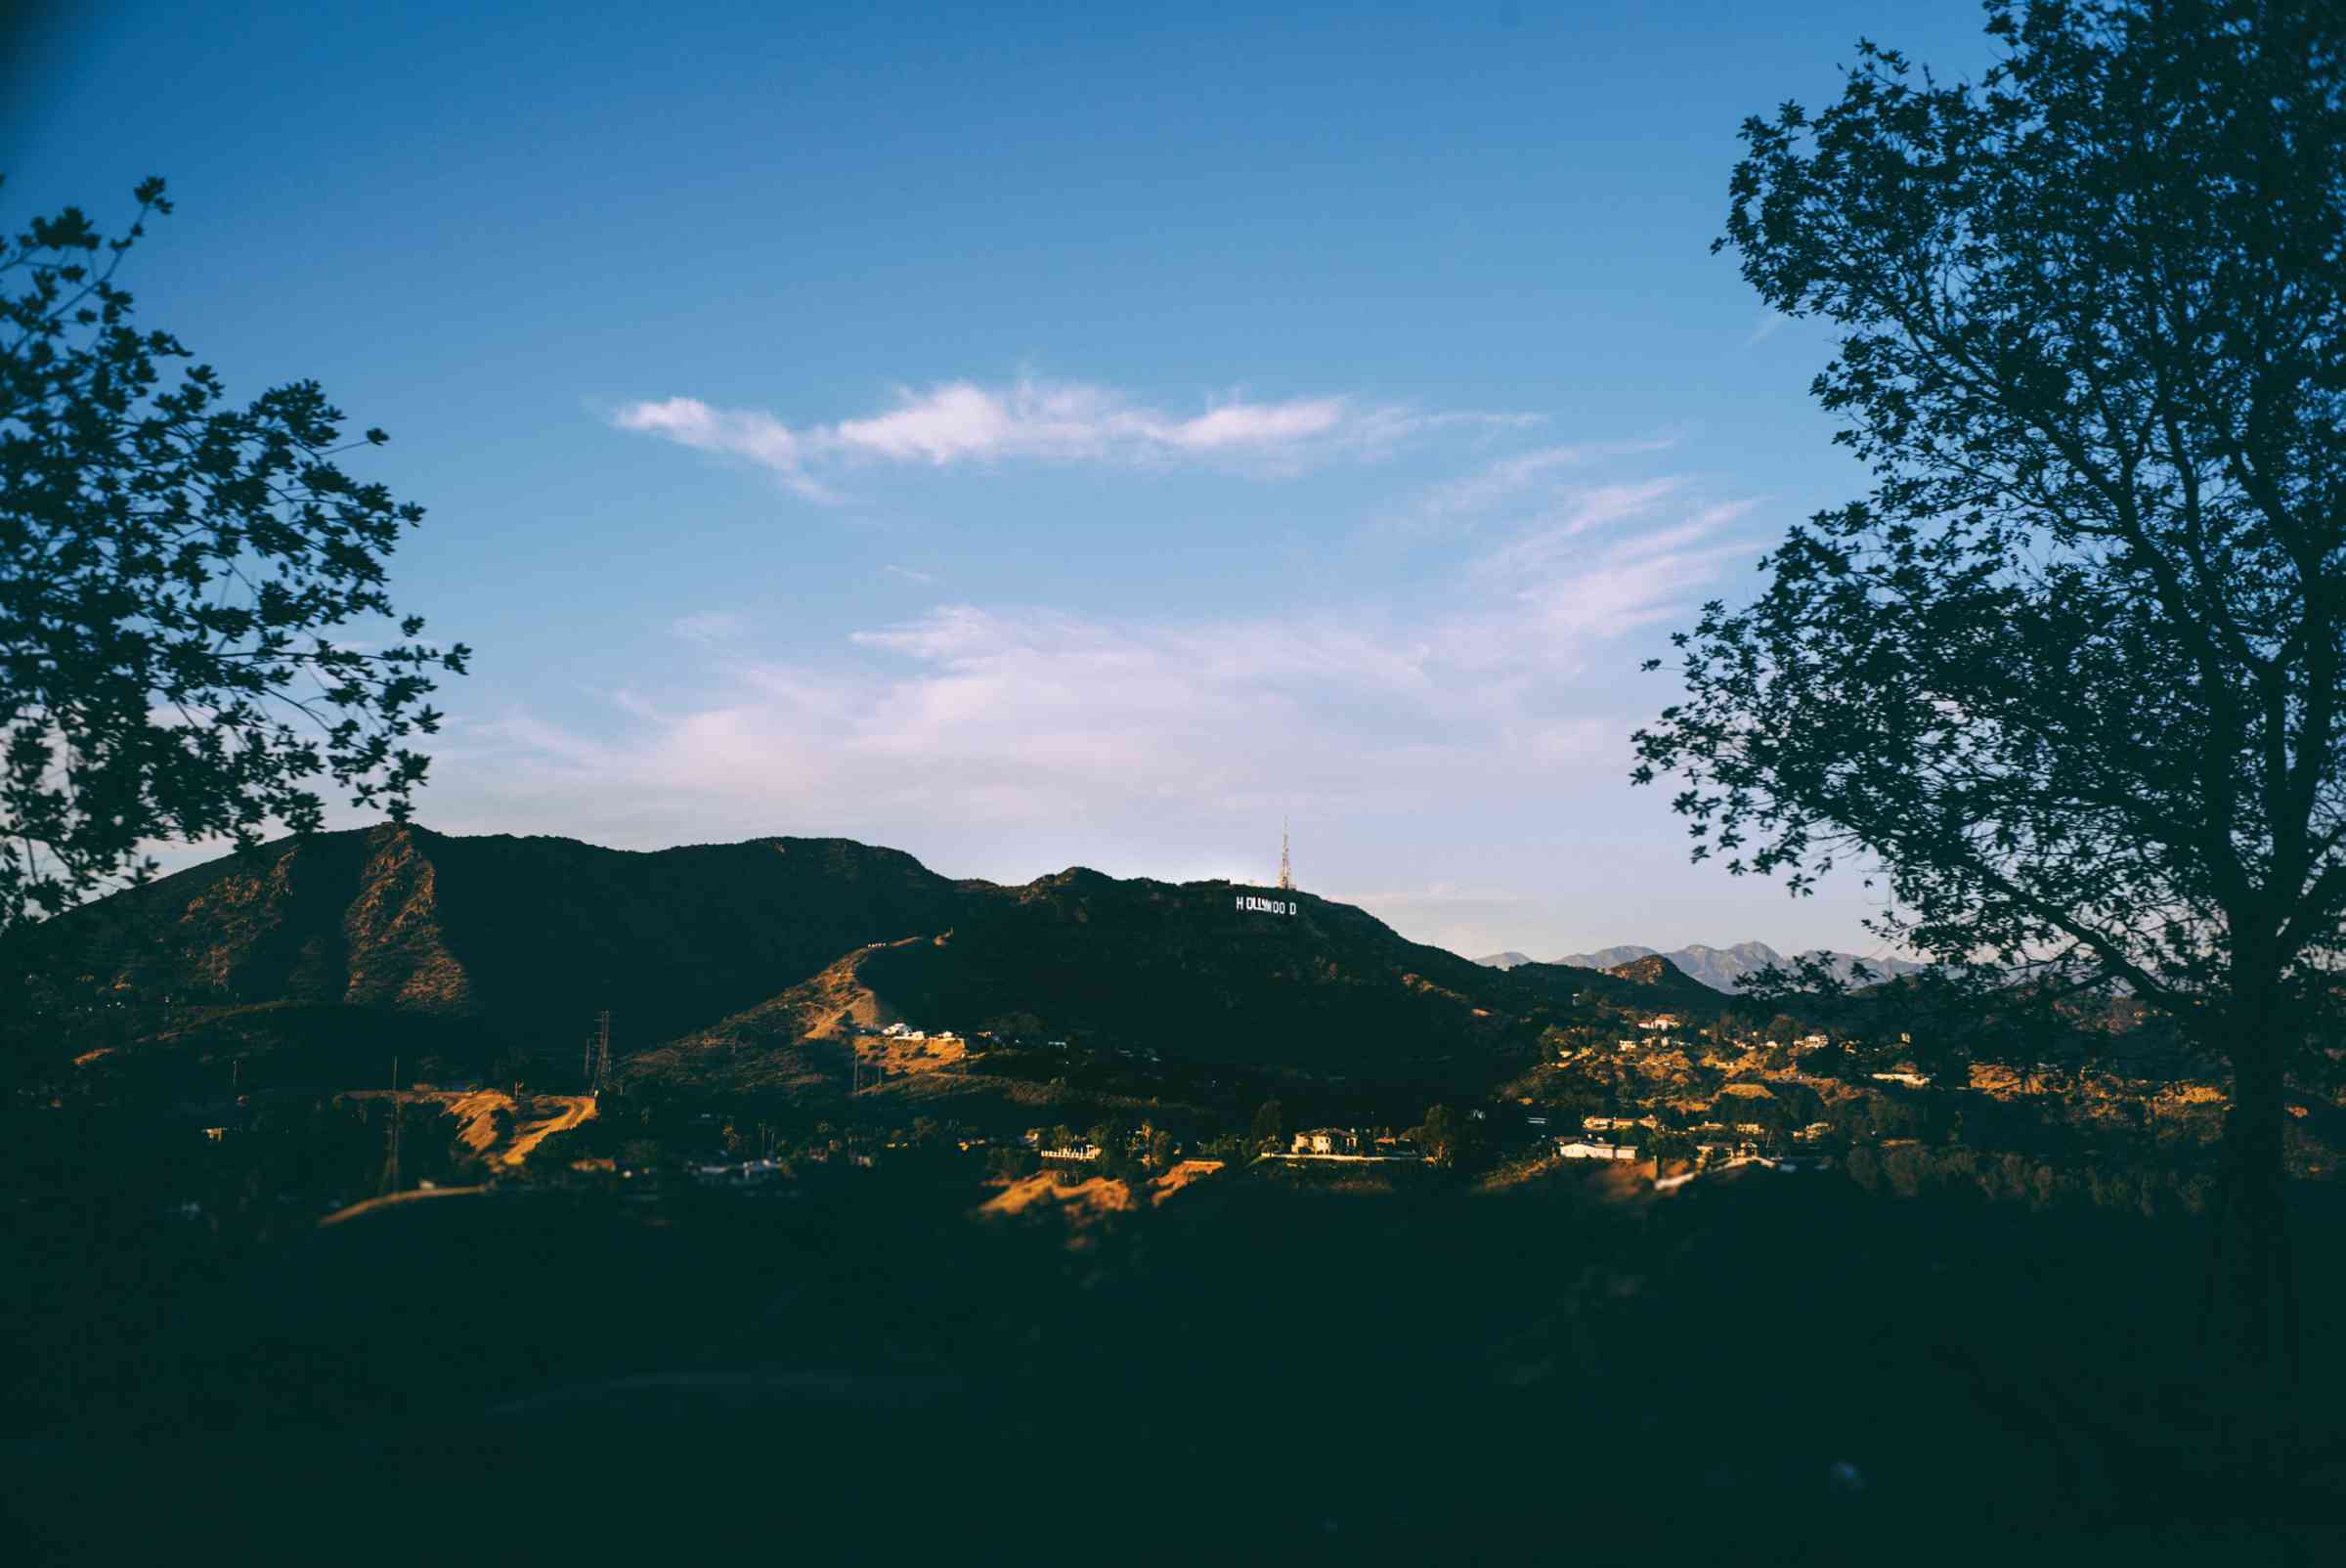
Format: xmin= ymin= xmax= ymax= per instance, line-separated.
xmin=501 ymin=1094 xmax=596 ymax=1166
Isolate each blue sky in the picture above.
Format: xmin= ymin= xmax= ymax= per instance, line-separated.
xmin=9 ymin=2 xmax=2001 ymax=961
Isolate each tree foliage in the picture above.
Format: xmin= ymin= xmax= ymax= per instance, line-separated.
xmin=1633 ymin=1 xmax=2344 ymax=1373
xmin=1 ymin=178 xmax=466 ymax=934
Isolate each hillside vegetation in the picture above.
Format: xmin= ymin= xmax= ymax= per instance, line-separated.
xmin=7 ymin=826 xmax=1708 ymax=1103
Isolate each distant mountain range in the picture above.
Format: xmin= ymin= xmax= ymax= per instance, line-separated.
xmin=1478 ymin=940 xmax=1922 ymax=994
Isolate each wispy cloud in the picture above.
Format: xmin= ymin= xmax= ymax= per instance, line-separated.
xmin=1742 ymin=311 xmax=1789 ymax=349
xmin=1418 ymin=436 xmax=1680 ymax=519
xmin=454 ymin=475 xmax=1760 ymax=851
xmin=610 ymin=399 xmax=844 ymax=502
xmin=612 ymin=375 xmax=1530 ymax=500
xmin=671 ymin=610 xmax=748 ymax=646
xmin=882 ymin=564 xmax=938 ymax=586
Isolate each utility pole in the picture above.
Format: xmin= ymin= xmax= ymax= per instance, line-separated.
xmin=382 ymin=1054 xmax=402 ymax=1197
xmin=590 ymin=1010 xmax=613 ymax=1097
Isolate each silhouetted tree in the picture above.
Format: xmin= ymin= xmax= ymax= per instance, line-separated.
xmin=1636 ymin=0 xmax=2345 ymax=1419
xmin=1412 ymin=1104 xmax=1479 ymax=1170
xmin=0 ymin=178 xmax=467 ymax=935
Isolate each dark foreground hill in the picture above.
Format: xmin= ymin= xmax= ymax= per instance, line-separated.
xmin=7 ymin=826 xmax=1716 ymax=1100
xmin=6 ymin=1158 xmax=2338 ymax=1563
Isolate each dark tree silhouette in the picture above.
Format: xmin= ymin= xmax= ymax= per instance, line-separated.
xmin=0 ymin=177 xmax=466 ymax=934
xmin=1633 ymin=0 xmax=2344 ymax=1402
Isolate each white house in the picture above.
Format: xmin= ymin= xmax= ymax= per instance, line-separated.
xmin=1556 ymin=1139 xmax=1639 ymax=1162
xmin=1871 ymin=1070 xmax=1931 ymax=1088
xmin=1291 ymin=1128 xmax=1360 ymax=1155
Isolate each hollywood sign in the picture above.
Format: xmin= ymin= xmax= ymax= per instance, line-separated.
xmin=1237 ymin=894 xmax=1297 ymax=916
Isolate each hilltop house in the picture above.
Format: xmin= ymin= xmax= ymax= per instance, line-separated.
xmin=1291 ymin=1128 xmax=1362 ymax=1155
xmin=1871 ymin=1069 xmax=1931 ymax=1088
xmin=1556 ymin=1139 xmax=1640 ymax=1162
xmin=1638 ymin=1014 xmax=1683 ymax=1031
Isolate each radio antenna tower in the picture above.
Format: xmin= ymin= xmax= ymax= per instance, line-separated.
xmin=590 ymin=1010 xmax=613 ymax=1096
xmin=1278 ymin=816 xmax=1294 ymax=892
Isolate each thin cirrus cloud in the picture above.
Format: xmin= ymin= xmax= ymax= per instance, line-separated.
xmin=1416 ymin=436 xmax=1684 ymax=520
xmin=610 ymin=375 xmax=1529 ymax=499
xmin=445 ymin=471 xmax=1758 ymax=858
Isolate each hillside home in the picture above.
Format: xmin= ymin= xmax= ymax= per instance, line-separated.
xmin=1639 ymin=1014 xmax=1683 ymax=1031
xmin=1292 ymin=1128 xmax=1361 ymax=1155
xmin=1556 ymin=1139 xmax=1640 ymax=1161
xmin=1871 ymin=1070 xmax=1931 ymax=1088
xmin=1040 ymin=1143 xmax=1101 ymax=1163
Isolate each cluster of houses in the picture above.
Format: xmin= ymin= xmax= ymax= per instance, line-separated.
xmin=1283 ymin=1128 xmax=1420 ymax=1160
xmin=868 ymin=1022 xmax=962 ymax=1047
xmin=1549 ymin=1107 xmax=1844 ymax=1169
xmin=1558 ymin=1012 xmax=1927 ymax=1077
xmin=1554 ymin=1139 xmax=1640 ymax=1162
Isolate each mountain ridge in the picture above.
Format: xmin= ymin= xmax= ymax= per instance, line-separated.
xmin=10 ymin=824 xmax=1716 ymax=1099
xmin=1478 ymin=939 xmax=1922 ymax=993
